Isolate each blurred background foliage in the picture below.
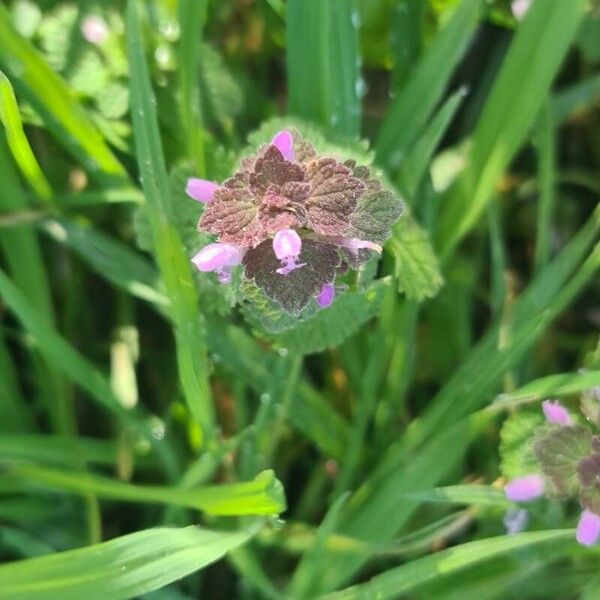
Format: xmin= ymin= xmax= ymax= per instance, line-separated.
xmin=0 ymin=0 xmax=599 ymax=598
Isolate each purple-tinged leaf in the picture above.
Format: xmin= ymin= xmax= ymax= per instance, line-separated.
xmin=534 ymin=425 xmax=592 ymax=496
xmin=305 ymin=158 xmax=365 ymax=236
xmin=243 ymin=239 xmax=340 ymax=315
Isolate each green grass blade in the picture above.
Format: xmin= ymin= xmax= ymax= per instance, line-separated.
xmin=375 ymin=0 xmax=482 ymax=171
xmin=178 ymin=0 xmax=208 ymax=174
xmin=7 ymin=464 xmax=285 ymax=517
xmin=0 ymin=525 xmax=255 ymax=599
xmin=320 ymin=531 xmax=575 ymax=600
xmin=435 ymin=0 xmax=587 ymax=257
xmin=490 ymin=370 xmax=600 ymax=410
xmin=0 ymin=337 xmax=31 ymax=432
xmin=0 ymin=435 xmax=120 ymax=467
xmin=287 ymin=0 xmax=360 ymax=137
xmin=0 ymin=6 xmax=125 ymax=180
xmin=551 ymin=73 xmax=600 ymax=123
xmin=0 ymin=70 xmax=52 ymax=202
xmin=402 ymin=485 xmax=510 ymax=508
xmin=126 ymin=0 xmax=215 ymax=440
xmin=397 ymin=87 xmax=467 ymax=198
xmin=41 ymin=218 xmax=169 ymax=308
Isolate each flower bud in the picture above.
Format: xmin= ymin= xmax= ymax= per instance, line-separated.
xmin=576 ymin=510 xmax=600 ymax=546
xmin=316 ymin=283 xmax=335 ymax=308
xmin=192 ymin=243 xmax=241 ymax=272
xmin=186 ymin=178 xmax=219 ymax=203
xmin=542 ymin=400 xmax=571 ymax=426
xmin=504 ymin=474 xmax=544 ymax=502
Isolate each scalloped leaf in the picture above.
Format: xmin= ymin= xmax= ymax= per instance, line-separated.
xmin=388 ymin=212 xmax=443 ymax=301
xmin=499 ymin=410 xmax=543 ymax=479
xmin=534 ymin=425 xmax=592 ymax=496
xmin=243 ymin=239 xmax=340 ymax=315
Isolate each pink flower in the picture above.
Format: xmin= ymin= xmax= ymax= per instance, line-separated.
xmin=542 ymin=400 xmax=571 ymax=426
xmin=504 ymin=474 xmax=544 ymax=502
xmin=186 ymin=178 xmax=219 ymax=203
xmin=192 ymin=242 xmax=241 ymax=283
xmin=576 ymin=510 xmax=600 ymax=546
xmin=272 ymin=229 xmax=306 ymax=276
xmin=81 ymin=15 xmax=108 ymax=45
xmin=271 ymin=130 xmax=295 ymax=162
xmin=316 ymin=283 xmax=335 ymax=308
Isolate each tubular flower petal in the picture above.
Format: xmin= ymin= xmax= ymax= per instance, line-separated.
xmin=316 ymin=283 xmax=335 ymax=308
xmin=325 ymin=236 xmax=383 ymax=254
xmin=191 ymin=243 xmax=241 ymax=283
xmin=576 ymin=510 xmax=600 ymax=546
xmin=186 ymin=178 xmax=219 ymax=203
xmin=271 ymin=130 xmax=295 ymax=162
xmin=542 ymin=400 xmax=571 ymax=426
xmin=273 ymin=229 xmax=306 ymax=276
xmin=504 ymin=474 xmax=544 ymax=502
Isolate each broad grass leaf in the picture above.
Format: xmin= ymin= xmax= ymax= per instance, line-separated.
xmin=0 ymin=525 xmax=255 ymax=599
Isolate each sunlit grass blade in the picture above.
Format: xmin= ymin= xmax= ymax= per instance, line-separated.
xmin=375 ymin=0 xmax=482 ymax=172
xmin=127 ymin=0 xmax=215 ymax=441
xmin=287 ymin=0 xmax=360 ymax=137
xmin=7 ymin=464 xmax=286 ymax=516
xmin=0 ymin=70 xmax=52 ymax=202
xmin=320 ymin=531 xmax=575 ymax=600
xmin=0 ymin=525 xmax=256 ymax=599
xmin=435 ymin=0 xmax=587 ymax=257
xmin=0 ymin=6 xmax=125 ymax=180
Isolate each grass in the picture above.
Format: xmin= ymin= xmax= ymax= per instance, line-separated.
xmin=0 ymin=0 xmax=599 ymax=598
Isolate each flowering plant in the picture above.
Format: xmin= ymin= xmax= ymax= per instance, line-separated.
xmin=503 ymin=391 xmax=600 ymax=546
xmin=186 ymin=129 xmax=404 ymax=315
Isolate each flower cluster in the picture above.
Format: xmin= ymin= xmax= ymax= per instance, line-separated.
xmin=504 ymin=396 xmax=600 ymax=546
xmin=186 ymin=129 xmax=404 ymax=315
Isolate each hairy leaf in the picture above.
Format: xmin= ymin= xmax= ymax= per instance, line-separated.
xmin=243 ymin=239 xmax=340 ymax=315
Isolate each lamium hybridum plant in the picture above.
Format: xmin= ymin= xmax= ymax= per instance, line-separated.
xmin=504 ymin=391 xmax=600 ymax=546
xmin=186 ymin=129 xmax=404 ymax=315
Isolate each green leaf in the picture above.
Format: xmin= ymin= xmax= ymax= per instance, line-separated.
xmin=492 ymin=371 xmax=600 ymax=409
xmin=6 ymin=464 xmax=286 ymax=516
xmin=287 ymin=0 xmax=361 ymax=137
xmin=276 ymin=281 xmax=388 ymax=354
xmin=40 ymin=218 xmax=169 ymax=308
xmin=388 ymin=213 xmax=444 ymax=301
xmin=436 ymin=0 xmax=587 ymax=256
xmin=0 ymin=525 xmax=255 ymax=599
xmin=397 ymin=86 xmax=466 ymax=198
xmin=127 ymin=0 xmax=215 ymax=439
xmin=499 ymin=410 xmax=543 ymax=479
xmin=0 ymin=6 xmax=125 ymax=180
xmin=375 ymin=0 xmax=482 ymax=171
xmin=402 ymin=485 xmax=511 ymax=508
xmin=0 ymin=70 xmax=52 ymax=201
xmin=320 ymin=531 xmax=575 ymax=600
xmin=551 ymin=74 xmax=600 ymax=123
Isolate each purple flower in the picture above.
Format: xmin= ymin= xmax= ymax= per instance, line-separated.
xmin=186 ymin=178 xmax=219 ymax=203
xmin=576 ymin=510 xmax=600 ymax=546
xmin=504 ymin=474 xmax=545 ymax=502
xmin=187 ymin=128 xmax=404 ymax=314
xmin=192 ymin=242 xmax=241 ymax=284
xmin=316 ymin=283 xmax=335 ymax=308
xmin=503 ymin=507 xmax=529 ymax=535
xmin=542 ymin=400 xmax=571 ymax=426
xmin=272 ymin=229 xmax=306 ymax=275
xmin=271 ymin=130 xmax=295 ymax=162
